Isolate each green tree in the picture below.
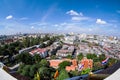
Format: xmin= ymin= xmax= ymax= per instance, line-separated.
xmin=23 ymin=37 xmax=30 ymax=47
xmin=29 ymin=65 xmax=37 ymax=78
xmin=57 ymin=69 xmax=69 ymax=80
xmin=81 ymin=68 xmax=91 ymax=75
xmin=44 ymin=35 xmax=50 ymax=41
xmin=30 ymin=37 xmax=34 ymax=46
xmin=15 ymin=47 xmax=20 ymax=53
xmin=99 ymin=54 xmax=106 ymax=62
xmin=1 ymin=49 xmax=10 ymax=56
xmin=33 ymin=38 xmax=39 ymax=45
xmin=38 ymin=67 xmax=51 ymax=80
xmin=40 ymin=59 xmax=50 ymax=67
xmin=4 ymin=44 xmax=8 ymax=49
xmin=17 ymin=64 xmax=25 ymax=73
xmin=17 ymin=52 xmax=33 ymax=64
xmin=93 ymin=57 xmax=99 ymax=62
xmin=86 ymin=53 xmax=97 ymax=59
xmin=8 ymin=45 xmax=15 ymax=56
xmin=33 ymin=54 xmax=41 ymax=63
xmin=21 ymin=65 xmax=31 ymax=76
xmin=77 ymin=53 xmax=83 ymax=61
xmin=66 ymin=55 xmax=73 ymax=59
xmin=69 ymin=70 xmax=81 ymax=77
xmin=92 ymin=62 xmax=103 ymax=71
xmin=108 ymin=58 xmax=117 ymax=67
xmin=50 ymin=55 xmax=56 ymax=59
xmin=59 ymin=61 xmax=71 ymax=69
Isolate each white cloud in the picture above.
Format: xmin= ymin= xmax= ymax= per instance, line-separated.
xmin=72 ymin=16 xmax=89 ymax=21
xmin=66 ymin=10 xmax=84 ymax=16
xmin=66 ymin=10 xmax=79 ymax=16
xmin=88 ymin=28 xmax=93 ymax=31
xmin=53 ymin=22 xmax=116 ymax=35
xmin=96 ymin=19 xmax=107 ymax=24
xmin=66 ymin=10 xmax=90 ymax=21
xmin=79 ymin=12 xmax=83 ymax=16
xmin=6 ymin=15 xmax=13 ymax=20
xmin=31 ymin=26 xmax=34 ymax=29
xmin=60 ymin=22 xmax=67 ymax=26
xmin=0 ymin=20 xmax=34 ymax=35
xmin=53 ymin=24 xmax=59 ymax=27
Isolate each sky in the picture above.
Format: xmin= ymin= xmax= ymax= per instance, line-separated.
xmin=0 ymin=0 xmax=120 ymax=36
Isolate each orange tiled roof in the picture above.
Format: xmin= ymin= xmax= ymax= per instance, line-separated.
xmin=80 ymin=57 xmax=93 ymax=70
xmin=66 ymin=65 xmax=76 ymax=71
xmin=49 ymin=59 xmax=78 ymax=69
xmin=49 ymin=60 xmax=63 ymax=68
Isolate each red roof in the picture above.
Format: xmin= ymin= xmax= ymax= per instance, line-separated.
xmin=30 ymin=48 xmax=46 ymax=54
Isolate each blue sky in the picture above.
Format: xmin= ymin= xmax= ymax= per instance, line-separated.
xmin=0 ymin=0 xmax=120 ymax=36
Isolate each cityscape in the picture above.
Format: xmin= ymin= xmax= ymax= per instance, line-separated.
xmin=0 ymin=0 xmax=120 ymax=80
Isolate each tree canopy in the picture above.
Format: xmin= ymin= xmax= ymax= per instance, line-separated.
xmin=86 ymin=53 xmax=97 ymax=59
xmin=33 ymin=54 xmax=42 ymax=63
xmin=77 ymin=53 xmax=84 ymax=60
xmin=16 ymin=52 xmax=33 ymax=64
xmin=99 ymin=54 xmax=106 ymax=62
xmin=66 ymin=55 xmax=73 ymax=59
xmin=38 ymin=67 xmax=51 ymax=80
xmin=57 ymin=69 xmax=69 ymax=80
xmin=59 ymin=61 xmax=71 ymax=69
xmin=40 ymin=59 xmax=50 ymax=67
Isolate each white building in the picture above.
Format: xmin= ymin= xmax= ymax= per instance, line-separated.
xmin=0 ymin=62 xmax=17 ymax=80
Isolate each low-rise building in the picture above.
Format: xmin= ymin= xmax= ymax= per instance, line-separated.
xmin=49 ymin=59 xmax=77 ymax=71
xmin=29 ymin=48 xmax=48 ymax=58
xmin=49 ymin=60 xmax=63 ymax=68
xmin=56 ymin=45 xmax=74 ymax=57
xmin=56 ymin=50 xmax=73 ymax=57
xmin=66 ymin=59 xmax=77 ymax=71
xmin=78 ymin=57 xmax=93 ymax=70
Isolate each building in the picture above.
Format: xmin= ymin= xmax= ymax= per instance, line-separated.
xmin=76 ymin=43 xmax=92 ymax=56
xmin=66 ymin=65 xmax=76 ymax=72
xmin=19 ymin=45 xmax=40 ymax=54
xmin=56 ymin=45 xmax=74 ymax=57
xmin=48 ymin=42 xmax=62 ymax=56
xmin=49 ymin=60 xmax=63 ymax=68
xmin=49 ymin=59 xmax=78 ymax=71
xmin=29 ymin=48 xmax=48 ymax=58
xmin=66 ymin=59 xmax=78 ymax=72
xmin=0 ymin=62 xmax=17 ymax=80
xmin=63 ymin=35 xmax=76 ymax=44
xmin=78 ymin=57 xmax=93 ymax=70
xmin=56 ymin=50 xmax=73 ymax=57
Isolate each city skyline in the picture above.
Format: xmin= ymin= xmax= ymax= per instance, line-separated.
xmin=0 ymin=0 xmax=120 ymax=36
